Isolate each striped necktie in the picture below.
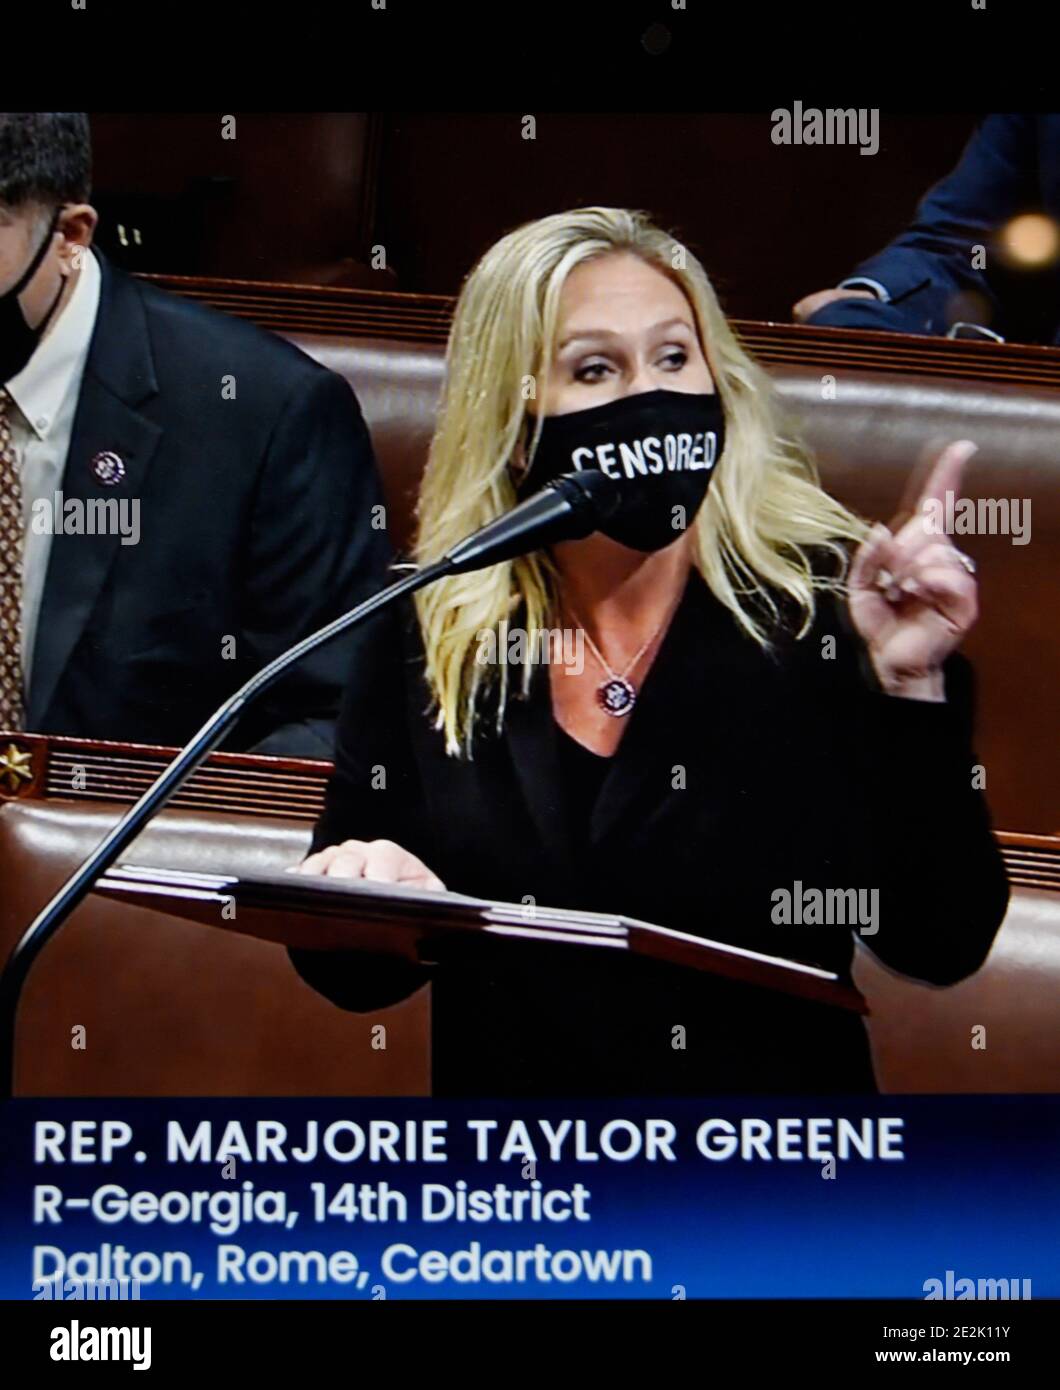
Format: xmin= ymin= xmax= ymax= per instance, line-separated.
xmin=0 ymin=389 xmax=25 ymax=731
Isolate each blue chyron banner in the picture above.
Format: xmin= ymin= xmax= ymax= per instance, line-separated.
xmin=0 ymin=1097 xmax=1056 ymax=1301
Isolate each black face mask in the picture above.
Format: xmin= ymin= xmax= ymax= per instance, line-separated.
xmin=517 ymin=388 xmax=726 ymax=552
xmin=0 ymin=206 xmax=65 ymax=385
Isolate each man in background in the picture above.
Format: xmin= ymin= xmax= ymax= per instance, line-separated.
xmin=793 ymin=114 xmax=1060 ymax=345
xmin=0 ymin=112 xmax=390 ymax=757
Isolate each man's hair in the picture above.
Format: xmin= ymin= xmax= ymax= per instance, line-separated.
xmin=0 ymin=113 xmax=91 ymax=213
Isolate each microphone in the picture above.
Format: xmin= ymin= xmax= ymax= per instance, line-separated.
xmin=0 ymin=470 xmax=618 ymax=1094
xmin=444 ymin=468 xmax=619 ymax=573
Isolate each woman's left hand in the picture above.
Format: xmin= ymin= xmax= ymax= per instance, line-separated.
xmin=848 ymin=439 xmax=980 ymax=701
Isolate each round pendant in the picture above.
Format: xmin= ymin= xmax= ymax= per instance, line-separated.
xmin=597 ymin=677 xmax=637 ymax=717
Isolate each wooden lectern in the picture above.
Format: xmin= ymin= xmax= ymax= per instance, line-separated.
xmin=93 ymin=862 xmax=868 ymax=1012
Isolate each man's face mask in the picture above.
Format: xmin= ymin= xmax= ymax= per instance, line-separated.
xmin=516 ymin=387 xmax=726 ymax=552
xmin=0 ymin=206 xmax=65 ymax=385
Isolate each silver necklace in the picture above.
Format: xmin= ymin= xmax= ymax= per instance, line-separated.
xmin=563 ymin=599 xmax=672 ymax=718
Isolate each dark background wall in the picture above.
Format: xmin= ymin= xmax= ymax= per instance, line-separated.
xmin=375 ymin=112 xmax=980 ymax=321
xmin=88 ymin=113 xmax=387 ymax=286
xmin=88 ymin=111 xmax=980 ymax=322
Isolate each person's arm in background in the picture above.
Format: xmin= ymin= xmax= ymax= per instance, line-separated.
xmin=793 ymin=114 xmax=1039 ymax=336
xmin=234 ymin=367 xmax=393 ymax=758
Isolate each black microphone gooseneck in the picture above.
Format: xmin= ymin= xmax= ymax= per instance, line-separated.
xmin=0 ymin=470 xmax=617 ymax=1096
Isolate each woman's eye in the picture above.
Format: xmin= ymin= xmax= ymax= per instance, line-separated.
xmin=573 ymin=360 xmax=613 ymax=382
xmin=659 ymin=349 xmax=689 ymax=370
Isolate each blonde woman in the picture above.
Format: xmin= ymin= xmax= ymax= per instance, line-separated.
xmin=290 ymin=208 xmax=1008 ymax=1095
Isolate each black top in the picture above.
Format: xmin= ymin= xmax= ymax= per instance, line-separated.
xmin=556 ymin=726 xmax=612 ymax=848
xmin=289 ymin=567 xmax=1010 ymax=1096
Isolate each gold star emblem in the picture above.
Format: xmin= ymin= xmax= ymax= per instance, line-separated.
xmin=0 ymin=743 xmax=34 ymax=795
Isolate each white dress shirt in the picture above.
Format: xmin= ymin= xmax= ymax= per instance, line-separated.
xmin=838 ymin=276 xmax=891 ymax=302
xmin=4 ymin=247 xmax=102 ymax=696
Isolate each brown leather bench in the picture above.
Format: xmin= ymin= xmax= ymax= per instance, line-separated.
xmin=1 ymin=316 xmax=1056 ymax=1095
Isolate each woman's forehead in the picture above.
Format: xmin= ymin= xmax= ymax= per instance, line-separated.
xmin=556 ymin=254 xmax=695 ymax=337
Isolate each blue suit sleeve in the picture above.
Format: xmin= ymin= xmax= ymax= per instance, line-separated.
xmin=808 ymin=115 xmax=1040 ymax=335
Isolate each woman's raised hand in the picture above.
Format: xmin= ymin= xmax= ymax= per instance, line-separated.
xmin=293 ymin=839 xmax=447 ymax=891
xmin=848 ymin=439 xmax=980 ymax=701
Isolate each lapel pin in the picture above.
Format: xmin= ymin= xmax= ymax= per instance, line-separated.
xmin=91 ymin=451 xmax=126 ymax=486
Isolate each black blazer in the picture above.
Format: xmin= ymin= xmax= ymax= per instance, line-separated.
xmin=290 ymin=568 xmax=1010 ymax=1095
xmin=26 ymin=251 xmax=391 ymax=756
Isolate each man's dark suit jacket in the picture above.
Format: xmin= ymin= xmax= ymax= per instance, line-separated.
xmin=808 ymin=114 xmax=1060 ymax=343
xmin=290 ymin=569 xmax=1010 ymax=1096
xmin=26 ymin=250 xmax=391 ymax=756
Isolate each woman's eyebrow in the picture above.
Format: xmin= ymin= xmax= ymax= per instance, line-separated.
xmin=557 ymin=317 xmax=695 ymax=351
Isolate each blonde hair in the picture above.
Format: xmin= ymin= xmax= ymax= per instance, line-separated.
xmin=414 ymin=207 xmax=869 ymax=755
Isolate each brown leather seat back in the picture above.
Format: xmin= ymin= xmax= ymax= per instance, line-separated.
xmin=293 ymin=334 xmax=444 ymax=556
xmin=0 ymin=800 xmax=428 ymax=1096
xmin=775 ymin=364 xmax=1060 ymax=839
